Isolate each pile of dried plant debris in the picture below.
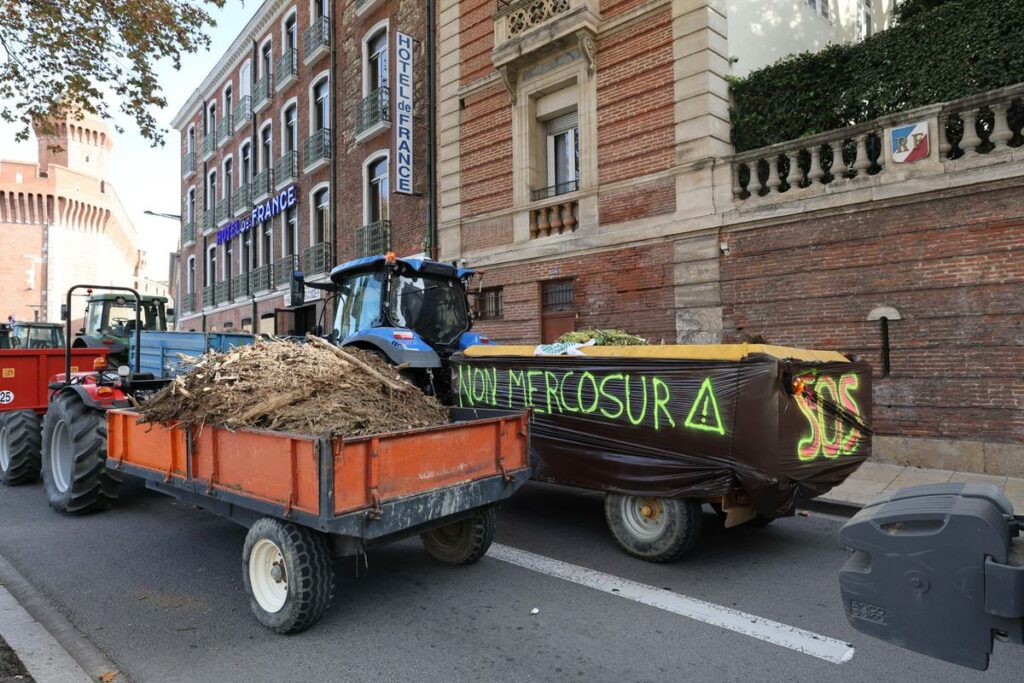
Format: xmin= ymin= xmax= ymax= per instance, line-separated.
xmin=138 ymin=336 xmax=450 ymax=437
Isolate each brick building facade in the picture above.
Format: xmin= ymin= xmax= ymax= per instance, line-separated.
xmin=171 ymin=0 xmax=430 ymax=334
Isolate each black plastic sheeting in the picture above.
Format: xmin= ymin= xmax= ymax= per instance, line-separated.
xmin=452 ymin=353 xmax=872 ymax=518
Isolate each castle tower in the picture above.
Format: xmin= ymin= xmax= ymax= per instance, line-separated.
xmin=33 ymin=113 xmax=112 ymax=180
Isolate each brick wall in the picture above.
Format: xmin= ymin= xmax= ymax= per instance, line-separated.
xmin=459 ymin=84 xmax=513 ymax=216
xmin=721 ymin=184 xmax=1024 ymax=443
xmin=458 ymin=0 xmax=495 ymax=86
xmin=474 ymin=242 xmax=677 ymax=344
xmin=0 ymin=222 xmax=43 ymax=321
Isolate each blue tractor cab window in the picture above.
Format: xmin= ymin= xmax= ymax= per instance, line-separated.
xmin=333 ymin=271 xmax=383 ymax=340
xmin=390 ymin=273 xmax=469 ymax=347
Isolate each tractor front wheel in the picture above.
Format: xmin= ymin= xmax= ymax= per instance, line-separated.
xmin=605 ymin=494 xmax=702 ymax=563
xmin=40 ymin=393 xmax=120 ymax=514
xmin=0 ymin=410 xmax=42 ymax=485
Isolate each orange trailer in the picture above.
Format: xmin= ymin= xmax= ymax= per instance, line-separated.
xmin=105 ymin=407 xmax=529 ymax=633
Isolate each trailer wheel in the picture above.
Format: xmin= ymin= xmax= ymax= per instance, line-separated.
xmin=242 ymin=518 xmax=335 ymax=634
xmin=40 ymin=393 xmax=120 ymax=514
xmin=0 ymin=410 xmax=42 ymax=485
xmin=605 ymin=495 xmax=702 ymax=563
xmin=420 ymin=506 xmax=496 ymax=565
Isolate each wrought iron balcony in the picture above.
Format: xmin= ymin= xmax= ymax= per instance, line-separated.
xmin=304 ymin=16 xmax=330 ymax=64
xmin=201 ymin=133 xmax=216 ymax=159
xmin=253 ymin=74 xmax=272 ymax=112
xmin=234 ymin=95 xmax=251 ymax=130
xmin=356 ymin=87 xmax=390 ymax=138
xmin=202 ymin=286 xmax=214 ymax=308
xmin=234 ymin=184 xmax=252 ymax=215
xmin=231 ymin=273 xmax=250 ymax=300
xmin=182 ymin=151 xmax=195 ymax=178
xmin=214 ymin=280 xmax=231 ymax=305
xmin=274 ymin=152 xmax=298 ymax=187
xmin=492 ymin=0 xmax=600 ymax=74
xmin=303 ymin=242 xmax=332 ymax=276
xmin=182 ymin=220 xmax=195 ymax=244
xmin=217 ymin=114 xmax=233 ymax=144
xmin=302 ymin=129 xmax=331 ymax=170
xmin=214 ymin=197 xmax=233 ymax=225
xmin=274 ymin=255 xmax=299 ymax=288
xmin=249 ymin=264 xmax=273 ymax=293
xmin=275 ymin=49 xmax=297 ymax=91
xmin=252 ymin=168 xmax=273 ymax=199
xmin=356 ymin=220 xmax=391 ymax=257
xmin=201 ymin=209 xmax=215 ymax=233
xmin=181 ymin=291 xmax=196 ymax=314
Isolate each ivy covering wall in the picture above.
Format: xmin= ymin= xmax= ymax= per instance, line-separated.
xmin=729 ymin=0 xmax=1024 ymax=153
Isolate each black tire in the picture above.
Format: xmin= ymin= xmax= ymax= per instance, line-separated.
xmin=605 ymin=494 xmax=702 ymax=563
xmin=40 ymin=393 xmax=120 ymax=514
xmin=420 ymin=506 xmax=496 ymax=565
xmin=0 ymin=410 xmax=42 ymax=485
xmin=242 ymin=517 xmax=335 ymax=634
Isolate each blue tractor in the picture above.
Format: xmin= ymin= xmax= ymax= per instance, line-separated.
xmin=293 ymin=252 xmax=492 ymax=398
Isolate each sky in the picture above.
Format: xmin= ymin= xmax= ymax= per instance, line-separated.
xmin=0 ymin=1 xmax=261 ymax=283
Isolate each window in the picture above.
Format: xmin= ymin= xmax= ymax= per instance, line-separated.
xmin=225 ymin=240 xmax=233 ymax=281
xmin=333 ymin=272 xmax=383 ymax=340
xmin=367 ymin=155 xmax=389 ymax=223
xmin=186 ymin=188 xmax=196 ymax=222
xmin=187 ymin=256 xmax=196 ymax=294
xmin=542 ymin=280 xmax=574 ymax=312
xmin=240 ymin=61 xmax=252 ymax=98
xmin=224 ymin=158 xmax=233 ymax=201
xmin=206 ymin=170 xmax=217 ymax=210
xmin=313 ymin=0 xmax=327 ymax=19
xmin=284 ymin=104 xmax=297 ymax=154
xmin=545 ymin=111 xmax=579 ymax=198
xmin=243 ymin=233 xmax=254 ymax=273
xmin=241 ymin=143 xmax=252 ymax=184
xmin=285 ymin=13 xmax=297 ymax=52
xmin=284 ymin=206 xmax=298 ymax=256
xmin=366 ymin=28 xmax=388 ymax=95
xmin=206 ymin=246 xmax=217 ymax=286
xmin=477 ymin=287 xmax=504 ymax=320
xmin=187 ymin=126 xmax=195 ymax=153
xmin=312 ymin=77 xmax=330 ymax=131
xmin=260 ymin=125 xmax=272 ymax=170
xmin=807 ymin=0 xmax=829 ymax=19
xmin=313 ymin=188 xmax=329 ymax=243
xmin=224 ymin=85 xmax=233 ymax=120
xmin=262 ymin=221 xmax=273 ymax=265
xmin=859 ymin=0 xmax=873 ymax=39
xmin=207 ymin=102 xmax=217 ymax=135
xmin=261 ymin=41 xmax=273 ymax=77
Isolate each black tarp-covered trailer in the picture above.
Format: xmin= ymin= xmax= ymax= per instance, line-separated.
xmin=452 ymin=344 xmax=872 ymax=561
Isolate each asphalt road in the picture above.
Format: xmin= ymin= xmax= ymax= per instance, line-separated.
xmin=0 ymin=479 xmax=1021 ymax=682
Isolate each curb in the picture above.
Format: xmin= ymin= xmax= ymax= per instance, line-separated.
xmin=0 ymin=553 xmax=120 ymax=683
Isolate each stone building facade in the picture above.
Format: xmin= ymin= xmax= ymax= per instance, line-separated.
xmin=171 ymin=0 xmax=430 ymax=334
xmin=0 ymin=115 xmax=144 ymax=323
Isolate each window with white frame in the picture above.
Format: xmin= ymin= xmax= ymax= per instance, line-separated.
xmin=224 ymin=85 xmax=233 ymax=122
xmin=283 ymin=206 xmax=298 ymax=256
xmin=807 ymin=0 xmax=829 ymax=19
xmin=206 ymin=102 xmax=217 ymax=135
xmin=261 ymin=221 xmax=273 ymax=266
xmin=186 ymin=188 xmax=196 ymax=222
xmin=225 ymin=239 xmax=233 ymax=281
xmin=285 ymin=12 xmax=297 ymax=52
xmin=241 ymin=142 xmax=252 ymax=184
xmin=240 ymin=60 xmax=252 ymax=98
xmin=243 ymin=232 xmax=254 ymax=273
xmin=223 ymin=157 xmax=233 ymax=202
xmin=284 ymin=104 xmax=298 ymax=154
xmin=312 ymin=77 xmax=330 ymax=132
xmin=206 ymin=245 xmax=217 ymax=286
xmin=365 ymin=27 xmax=388 ymax=96
xmin=187 ymin=126 xmax=195 ymax=153
xmin=260 ymin=41 xmax=273 ymax=77
xmin=366 ymin=155 xmax=389 ymax=224
xmin=260 ymin=124 xmax=272 ymax=170
xmin=312 ymin=0 xmax=327 ymax=19
xmin=206 ymin=170 xmax=217 ymax=210
xmin=186 ymin=256 xmax=196 ymax=294
xmin=313 ymin=187 xmax=329 ymax=244
xmin=545 ymin=111 xmax=579 ymax=198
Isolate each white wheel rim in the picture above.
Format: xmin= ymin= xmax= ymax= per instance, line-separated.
xmin=0 ymin=425 xmax=9 ymax=471
xmin=249 ymin=538 xmax=288 ymax=613
xmin=620 ymin=496 xmax=668 ymax=540
xmin=50 ymin=420 xmax=72 ymax=493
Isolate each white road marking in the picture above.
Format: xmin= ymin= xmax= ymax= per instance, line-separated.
xmin=488 ymin=543 xmax=856 ymax=665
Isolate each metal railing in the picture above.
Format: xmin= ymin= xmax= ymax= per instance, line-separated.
xmin=234 ymin=95 xmax=251 ymax=126
xmin=531 ymin=177 xmax=580 ymax=201
xmin=303 ymin=242 xmax=332 ymax=275
xmin=234 ymin=183 xmax=252 ymax=215
xmin=304 ymin=16 xmax=330 ymax=61
xmin=274 ymin=255 xmax=299 ymax=288
xmin=356 ymin=87 xmax=390 ymax=135
xmin=217 ymin=114 xmax=234 ymax=144
xmin=201 ymin=133 xmax=216 ymax=158
xmin=252 ymin=168 xmax=273 ymax=198
xmin=274 ymin=151 xmax=298 ymax=186
xmin=356 ymin=219 xmax=391 ymax=257
xmin=275 ymin=49 xmax=297 ymax=88
xmin=182 ymin=151 xmax=195 ymax=177
xmin=214 ymin=198 xmax=233 ymax=225
xmin=253 ymin=74 xmax=272 ymax=110
xmin=231 ymin=273 xmax=250 ymax=299
xmin=214 ymin=281 xmax=231 ymax=305
xmin=181 ymin=291 xmax=196 ymax=314
xmin=249 ymin=264 xmax=273 ymax=293
xmin=302 ymin=129 xmax=331 ymax=169
xmin=181 ymin=220 xmax=195 ymax=244
xmin=201 ymin=209 xmax=215 ymax=233
xmin=202 ymin=286 xmax=214 ymax=308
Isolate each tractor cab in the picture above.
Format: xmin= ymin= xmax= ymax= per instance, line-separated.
xmin=4 ymin=321 xmax=65 ymax=349
xmin=72 ymin=292 xmax=169 ymax=364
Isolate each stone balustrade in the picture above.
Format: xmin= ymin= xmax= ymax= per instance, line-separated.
xmin=732 ymin=85 xmax=1024 ymax=205
xmin=529 ymin=199 xmax=578 ymax=239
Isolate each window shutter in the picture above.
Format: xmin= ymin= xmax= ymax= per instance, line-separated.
xmin=545 ymin=111 xmax=578 ymax=136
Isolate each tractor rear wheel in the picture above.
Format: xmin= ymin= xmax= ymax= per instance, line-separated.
xmin=605 ymin=494 xmax=702 ymax=563
xmin=0 ymin=410 xmax=42 ymax=485
xmin=242 ymin=518 xmax=335 ymax=634
xmin=420 ymin=506 xmax=496 ymax=565
xmin=40 ymin=393 xmax=120 ymax=514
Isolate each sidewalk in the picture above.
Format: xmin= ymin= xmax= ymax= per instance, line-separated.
xmin=820 ymin=461 xmax=1024 ymax=510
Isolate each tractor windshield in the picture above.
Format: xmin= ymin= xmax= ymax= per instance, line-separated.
xmin=85 ymin=301 xmax=163 ymax=337
xmin=333 ymin=271 xmax=384 ymax=340
xmin=11 ymin=324 xmax=64 ymax=349
xmin=390 ymin=273 xmax=470 ymax=347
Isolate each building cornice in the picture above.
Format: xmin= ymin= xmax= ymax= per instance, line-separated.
xmin=170 ymin=0 xmax=290 ymax=130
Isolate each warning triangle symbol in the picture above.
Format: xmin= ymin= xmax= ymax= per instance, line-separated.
xmin=684 ymin=377 xmax=725 ymax=435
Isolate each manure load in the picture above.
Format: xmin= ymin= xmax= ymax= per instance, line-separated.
xmin=454 ymin=343 xmax=871 ymax=561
